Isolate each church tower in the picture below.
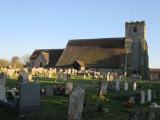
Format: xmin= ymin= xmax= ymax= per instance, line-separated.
xmin=125 ymin=21 xmax=149 ymax=78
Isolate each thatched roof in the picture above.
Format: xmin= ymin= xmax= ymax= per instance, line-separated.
xmin=41 ymin=52 xmax=49 ymax=62
xmin=30 ymin=49 xmax=64 ymax=67
xmin=56 ymin=38 xmax=126 ymax=69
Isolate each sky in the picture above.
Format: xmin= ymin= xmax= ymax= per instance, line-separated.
xmin=0 ymin=0 xmax=159 ymax=68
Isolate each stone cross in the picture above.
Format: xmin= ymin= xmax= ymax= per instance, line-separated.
xmin=67 ymin=85 xmax=85 ymax=120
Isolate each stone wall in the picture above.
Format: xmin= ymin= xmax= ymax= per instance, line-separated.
xmin=125 ymin=21 xmax=149 ymax=78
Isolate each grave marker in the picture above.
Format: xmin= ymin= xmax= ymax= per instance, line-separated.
xmin=65 ymin=81 xmax=73 ymax=95
xmin=99 ymin=80 xmax=107 ymax=97
xmin=45 ymin=85 xmax=53 ymax=97
xmin=19 ymin=83 xmax=40 ymax=114
xmin=141 ymin=91 xmax=145 ymax=104
xmin=0 ymin=73 xmax=6 ymax=101
xmin=68 ymin=85 xmax=85 ymax=120
xmin=115 ymin=80 xmax=120 ymax=91
xmin=147 ymin=89 xmax=152 ymax=102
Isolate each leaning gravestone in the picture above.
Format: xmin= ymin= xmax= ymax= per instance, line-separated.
xmin=19 ymin=83 xmax=40 ymax=114
xmin=0 ymin=73 xmax=6 ymax=101
xmin=65 ymin=81 xmax=73 ymax=95
xmin=45 ymin=85 xmax=53 ymax=97
xmin=68 ymin=85 xmax=85 ymax=120
xmin=99 ymin=80 xmax=107 ymax=97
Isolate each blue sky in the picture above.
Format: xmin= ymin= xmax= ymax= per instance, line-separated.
xmin=0 ymin=0 xmax=159 ymax=68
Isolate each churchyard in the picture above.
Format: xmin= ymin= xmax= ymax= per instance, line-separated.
xmin=0 ymin=68 xmax=160 ymax=120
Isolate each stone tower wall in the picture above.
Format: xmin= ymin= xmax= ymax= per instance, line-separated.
xmin=125 ymin=21 xmax=149 ymax=78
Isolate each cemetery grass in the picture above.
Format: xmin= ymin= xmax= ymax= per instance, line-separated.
xmin=1 ymin=76 xmax=160 ymax=120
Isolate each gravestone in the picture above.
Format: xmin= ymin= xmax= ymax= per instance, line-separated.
xmin=124 ymin=82 xmax=128 ymax=91
xmin=22 ymin=69 xmax=28 ymax=83
xmin=0 ymin=73 xmax=6 ymax=101
xmin=65 ymin=81 xmax=73 ymax=95
xmin=28 ymin=74 xmax=32 ymax=81
xmin=45 ymin=85 xmax=53 ymax=97
xmin=63 ymin=73 xmax=68 ymax=81
xmin=34 ymin=77 xmax=39 ymax=83
xmin=83 ymin=75 xmax=86 ymax=79
xmin=133 ymin=82 xmax=137 ymax=91
xmin=147 ymin=89 xmax=152 ymax=102
xmin=141 ymin=91 xmax=145 ymax=104
xmin=152 ymin=90 xmax=157 ymax=101
xmin=99 ymin=80 xmax=107 ymax=97
xmin=115 ymin=80 xmax=120 ymax=91
xmin=19 ymin=83 xmax=40 ymax=114
xmin=57 ymin=73 xmax=62 ymax=80
xmin=68 ymin=85 xmax=85 ymax=120
xmin=48 ymin=70 xmax=52 ymax=78
xmin=107 ymin=72 xmax=110 ymax=81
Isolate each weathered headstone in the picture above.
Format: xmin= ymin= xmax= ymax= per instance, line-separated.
xmin=22 ymin=69 xmax=28 ymax=83
xmin=19 ymin=83 xmax=40 ymax=114
xmin=45 ymin=85 xmax=53 ymax=97
xmin=107 ymin=72 xmax=110 ymax=81
xmin=141 ymin=90 xmax=145 ymax=104
xmin=99 ymin=80 xmax=107 ymax=97
xmin=115 ymin=80 xmax=120 ymax=91
xmin=124 ymin=82 xmax=128 ymax=91
xmin=83 ymin=75 xmax=86 ymax=79
xmin=133 ymin=82 xmax=137 ymax=91
xmin=65 ymin=81 xmax=73 ymax=95
xmin=67 ymin=85 xmax=85 ymax=120
xmin=0 ymin=73 xmax=6 ymax=101
xmin=28 ymin=74 xmax=32 ymax=81
xmin=63 ymin=73 xmax=68 ymax=81
xmin=147 ymin=89 xmax=152 ymax=102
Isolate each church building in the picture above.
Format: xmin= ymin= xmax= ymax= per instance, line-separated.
xmin=56 ymin=21 xmax=149 ymax=78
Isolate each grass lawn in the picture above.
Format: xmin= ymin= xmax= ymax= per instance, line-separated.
xmin=0 ymin=74 xmax=160 ymax=120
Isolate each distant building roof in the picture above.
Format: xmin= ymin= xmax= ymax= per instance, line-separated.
xmin=41 ymin=52 xmax=49 ymax=62
xmin=30 ymin=49 xmax=64 ymax=68
xmin=149 ymin=69 xmax=160 ymax=73
xmin=56 ymin=38 xmax=125 ymax=69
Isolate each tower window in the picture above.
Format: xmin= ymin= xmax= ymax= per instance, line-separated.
xmin=133 ymin=27 xmax=137 ymax=33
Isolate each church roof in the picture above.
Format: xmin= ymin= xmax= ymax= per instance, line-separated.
xmin=30 ymin=49 xmax=64 ymax=67
xmin=56 ymin=38 xmax=126 ymax=69
xmin=40 ymin=52 xmax=49 ymax=62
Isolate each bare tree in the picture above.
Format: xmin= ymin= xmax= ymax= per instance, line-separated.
xmin=21 ymin=54 xmax=30 ymax=65
xmin=11 ymin=56 xmax=23 ymax=68
xmin=0 ymin=59 xmax=10 ymax=67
